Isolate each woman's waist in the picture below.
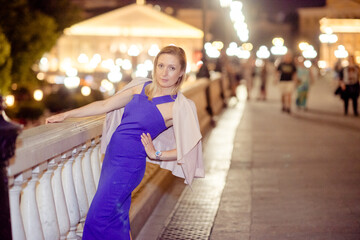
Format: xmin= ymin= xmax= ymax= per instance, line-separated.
xmin=114 ymin=127 xmax=162 ymax=139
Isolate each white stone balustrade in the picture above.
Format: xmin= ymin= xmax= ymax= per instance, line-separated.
xmin=6 ymin=76 xmax=231 ymax=239
xmin=8 ymin=116 xmax=105 ymax=239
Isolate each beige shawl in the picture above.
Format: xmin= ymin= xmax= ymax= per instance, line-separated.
xmin=101 ymin=77 xmax=204 ymax=184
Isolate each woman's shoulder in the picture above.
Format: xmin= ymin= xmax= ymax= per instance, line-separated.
xmin=121 ymin=77 xmax=152 ymax=94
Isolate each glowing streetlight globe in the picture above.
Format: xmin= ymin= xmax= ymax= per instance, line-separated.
xmin=64 ymin=76 xmax=80 ymax=88
xmin=5 ymin=95 xmax=15 ymax=107
xmin=226 ymin=42 xmax=238 ymax=56
xmin=128 ymin=45 xmax=140 ymax=57
xmin=304 ymin=60 xmax=312 ymax=68
xmin=78 ymin=53 xmax=89 ymax=64
xmin=81 ymin=86 xmax=91 ymax=96
xmin=212 ymin=41 xmax=224 ymax=50
xmin=298 ymin=42 xmax=309 ymax=51
xmin=270 ymin=46 xmax=288 ymax=55
xmin=317 ymin=60 xmax=327 ymax=69
xmin=33 ymin=89 xmax=43 ymax=101
xmin=206 ymin=45 xmax=220 ymax=58
xmin=256 ymin=46 xmax=270 ymax=59
xmin=319 ymin=33 xmax=338 ymax=44
xmin=122 ymin=59 xmax=132 ymax=70
xmin=272 ymin=37 xmax=284 ymax=47
xmin=237 ymin=49 xmax=250 ymax=59
xmin=302 ymin=45 xmax=317 ymax=59
xmin=65 ymin=67 xmax=78 ymax=77
xmin=334 ymin=45 xmax=348 ymax=59
xmin=144 ymin=60 xmax=153 ymax=71
xmin=148 ymin=44 xmax=160 ymax=57
xmin=37 ymin=72 xmax=45 ymax=80
xmin=108 ymin=71 xmax=123 ymax=83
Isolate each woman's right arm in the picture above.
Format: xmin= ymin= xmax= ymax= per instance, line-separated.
xmin=45 ymin=86 xmax=138 ymax=123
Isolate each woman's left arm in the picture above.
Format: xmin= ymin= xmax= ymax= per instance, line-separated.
xmin=141 ymin=133 xmax=177 ymax=160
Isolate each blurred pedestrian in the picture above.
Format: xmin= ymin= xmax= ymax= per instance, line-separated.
xmin=244 ymin=56 xmax=255 ymax=100
xmin=276 ymin=52 xmax=297 ymax=113
xmin=333 ymin=59 xmax=342 ymax=81
xmin=339 ymin=55 xmax=360 ymax=116
xmin=295 ymin=56 xmax=314 ymax=110
xmin=258 ymin=59 xmax=269 ymax=101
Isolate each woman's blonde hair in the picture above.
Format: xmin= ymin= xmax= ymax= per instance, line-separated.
xmin=145 ymin=46 xmax=187 ymax=100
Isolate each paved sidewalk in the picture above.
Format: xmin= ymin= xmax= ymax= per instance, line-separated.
xmin=138 ymin=75 xmax=360 ymax=240
xmin=211 ymin=76 xmax=360 ymax=239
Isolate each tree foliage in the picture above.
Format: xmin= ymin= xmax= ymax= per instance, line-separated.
xmin=28 ymin=0 xmax=81 ymax=33
xmin=0 ymin=29 xmax=12 ymax=95
xmin=0 ymin=0 xmax=81 ymax=90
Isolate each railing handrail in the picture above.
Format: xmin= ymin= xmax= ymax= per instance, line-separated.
xmin=8 ymin=115 xmax=105 ymax=178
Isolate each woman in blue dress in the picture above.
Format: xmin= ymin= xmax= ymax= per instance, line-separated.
xmin=46 ymin=46 xmax=202 ymax=239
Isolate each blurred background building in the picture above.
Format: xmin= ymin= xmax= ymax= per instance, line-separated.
xmin=298 ymin=0 xmax=360 ymax=68
xmin=43 ymin=2 xmax=204 ymax=96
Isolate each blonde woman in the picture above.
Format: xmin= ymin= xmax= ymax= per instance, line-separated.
xmin=46 ymin=46 xmax=204 ymax=239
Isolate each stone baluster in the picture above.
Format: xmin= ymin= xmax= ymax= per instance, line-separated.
xmin=90 ymin=144 xmax=101 ymax=189
xmin=37 ymin=160 xmax=60 ymax=240
xmin=73 ymin=144 xmax=89 ymax=221
xmin=98 ymin=142 xmax=103 ymax=168
xmin=52 ymin=156 xmax=70 ymax=240
xmin=61 ymin=149 xmax=80 ymax=239
xmin=82 ymin=140 xmax=96 ymax=205
xmin=20 ymin=167 xmax=44 ymax=240
xmin=9 ymin=174 xmax=26 ymax=240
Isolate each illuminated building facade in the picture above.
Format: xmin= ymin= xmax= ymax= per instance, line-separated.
xmin=298 ymin=0 xmax=360 ymax=68
xmin=40 ymin=3 xmax=203 ymax=95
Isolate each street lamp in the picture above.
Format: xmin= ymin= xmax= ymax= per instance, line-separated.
xmin=302 ymin=44 xmax=317 ymax=59
xmin=319 ymin=27 xmax=338 ymax=44
xmin=298 ymin=42 xmax=309 ymax=52
xmin=319 ymin=27 xmax=338 ymax=68
xmin=334 ymin=45 xmax=349 ymax=59
xmin=270 ymin=37 xmax=288 ymax=56
xmin=256 ymin=46 xmax=270 ymax=59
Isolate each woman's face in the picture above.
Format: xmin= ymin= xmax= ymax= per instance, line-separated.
xmin=155 ymin=53 xmax=184 ymax=90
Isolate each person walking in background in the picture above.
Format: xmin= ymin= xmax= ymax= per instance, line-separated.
xmin=244 ymin=55 xmax=255 ymax=100
xmin=276 ymin=52 xmax=297 ymax=113
xmin=333 ymin=59 xmax=342 ymax=81
xmin=258 ymin=59 xmax=269 ymax=101
xmin=295 ymin=56 xmax=314 ymax=110
xmin=339 ymin=55 xmax=360 ymax=116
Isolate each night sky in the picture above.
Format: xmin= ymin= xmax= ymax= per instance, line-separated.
xmin=145 ymin=0 xmax=327 ymax=15
xmin=248 ymin=0 xmax=326 ymax=14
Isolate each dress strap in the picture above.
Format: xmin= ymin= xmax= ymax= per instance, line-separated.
xmin=152 ymin=95 xmax=177 ymax=105
xmin=140 ymin=81 xmax=152 ymax=95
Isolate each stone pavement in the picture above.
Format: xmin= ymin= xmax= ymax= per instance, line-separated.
xmin=137 ymin=75 xmax=360 ymax=240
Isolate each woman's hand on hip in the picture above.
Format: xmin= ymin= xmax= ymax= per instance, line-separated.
xmin=141 ymin=133 xmax=156 ymax=159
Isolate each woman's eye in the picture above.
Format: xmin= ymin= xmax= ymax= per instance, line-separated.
xmin=158 ymin=64 xmax=163 ymax=68
xmin=170 ymin=67 xmax=175 ymax=71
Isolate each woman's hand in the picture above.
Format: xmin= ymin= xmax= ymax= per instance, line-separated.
xmin=141 ymin=133 xmax=156 ymax=159
xmin=45 ymin=112 xmax=68 ymax=124
xmin=340 ymin=81 xmax=346 ymax=91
